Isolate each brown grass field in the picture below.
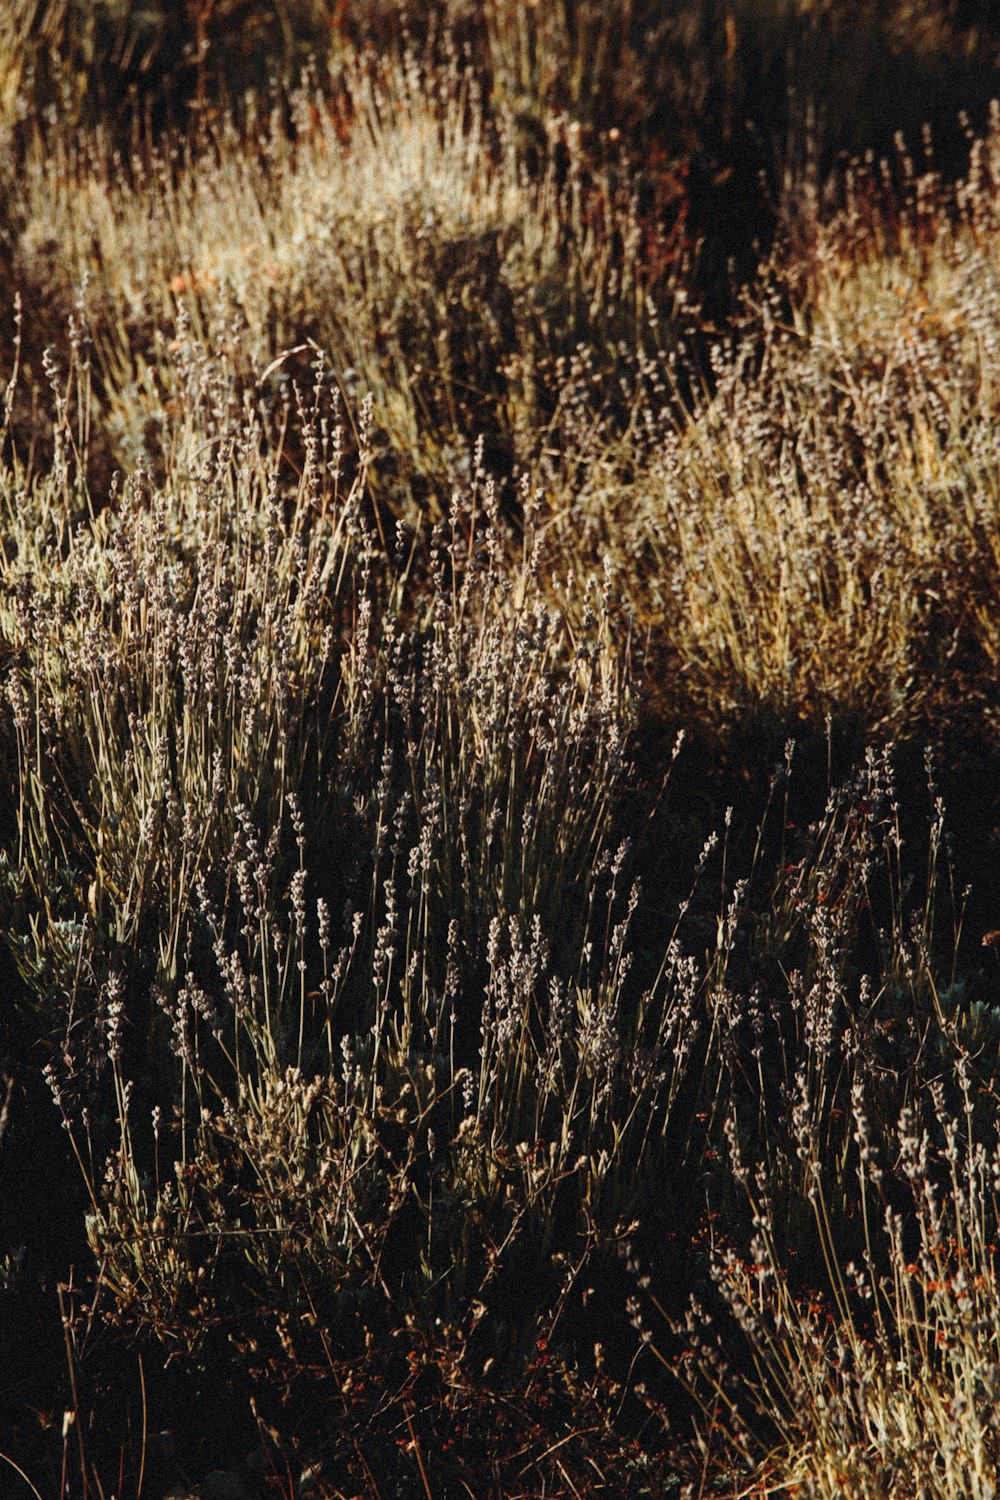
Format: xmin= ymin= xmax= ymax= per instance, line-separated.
xmin=5 ymin=3 xmax=1000 ymax=1495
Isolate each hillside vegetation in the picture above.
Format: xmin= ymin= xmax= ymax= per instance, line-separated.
xmin=4 ymin=3 xmax=1000 ymax=1496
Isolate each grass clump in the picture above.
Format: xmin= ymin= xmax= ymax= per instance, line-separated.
xmin=5 ymin=50 xmax=675 ymax=519
xmin=613 ymin=125 xmax=1000 ymax=742
xmin=1 ymin=321 xmax=694 ymax=1487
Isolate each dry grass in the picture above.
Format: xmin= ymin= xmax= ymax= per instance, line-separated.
xmin=6 ymin=50 xmax=670 ymax=522
xmin=586 ymin=122 xmax=1000 ymax=741
xmin=3 ymin=5 xmax=1000 ymax=1498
